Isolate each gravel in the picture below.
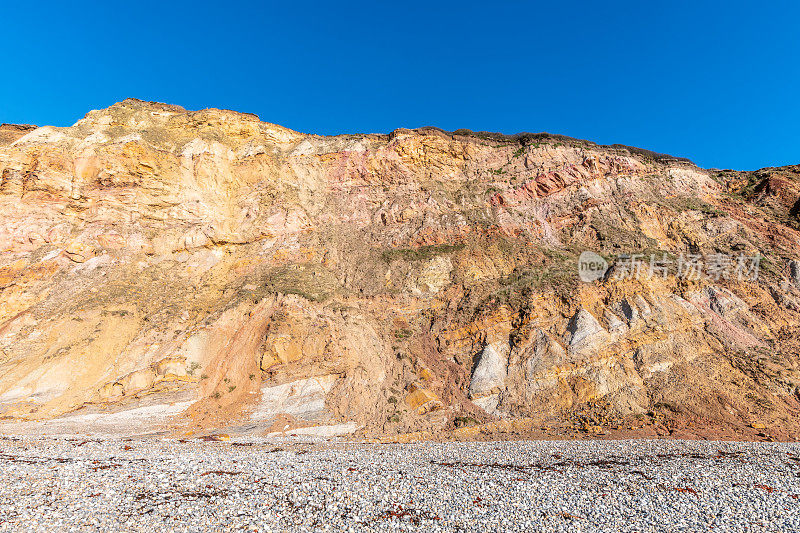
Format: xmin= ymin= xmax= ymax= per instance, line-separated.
xmin=0 ymin=436 xmax=797 ymax=531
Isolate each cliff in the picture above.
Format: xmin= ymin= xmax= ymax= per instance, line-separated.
xmin=1 ymin=99 xmax=799 ymax=440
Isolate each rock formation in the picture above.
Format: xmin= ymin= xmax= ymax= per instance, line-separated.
xmin=0 ymin=98 xmax=799 ymax=439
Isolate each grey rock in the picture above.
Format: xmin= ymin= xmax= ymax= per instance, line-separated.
xmin=566 ymin=308 xmax=610 ymax=353
xmin=469 ymin=341 xmax=509 ymax=399
xmin=0 ymin=437 xmax=798 ymax=532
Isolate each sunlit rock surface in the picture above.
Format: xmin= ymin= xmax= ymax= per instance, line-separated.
xmin=1 ymin=99 xmax=799 ymax=440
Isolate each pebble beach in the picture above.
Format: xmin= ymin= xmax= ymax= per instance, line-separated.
xmin=0 ymin=437 xmax=797 ymax=531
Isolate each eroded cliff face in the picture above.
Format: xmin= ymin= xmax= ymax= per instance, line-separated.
xmin=1 ymin=99 xmax=799 ymax=439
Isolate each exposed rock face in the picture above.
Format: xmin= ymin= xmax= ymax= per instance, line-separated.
xmin=566 ymin=309 xmax=610 ymax=354
xmin=469 ymin=341 xmax=509 ymax=412
xmin=0 ymin=124 xmax=36 ymax=146
xmin=1 ymin=98 xmax=799 ymax=438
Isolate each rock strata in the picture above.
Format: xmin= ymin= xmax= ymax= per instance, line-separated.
xmin=0 ymin=99 xmax=799 ymax=439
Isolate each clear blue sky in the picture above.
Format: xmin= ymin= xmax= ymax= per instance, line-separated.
xmin=2 ymin=1 xmax=798 ymax=170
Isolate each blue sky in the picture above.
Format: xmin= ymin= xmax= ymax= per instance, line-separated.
xmin=1 ymin=1 xmax=798 ymax=170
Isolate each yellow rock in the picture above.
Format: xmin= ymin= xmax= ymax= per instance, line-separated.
xmin=260 ymin=333 xmax=304 ymax=370
xmin=64 ymin=242 xmax=95 ymax=263
xmin=98 ymin=382 xmax=124 ymax=400
xmin=399 ymin=208 xmax=416 ymax=222
xmin=405 ymin=388 xmax=444 ymax=415
xmin=200 ymin=433 xmax=230 ymax=442
xmin=121 ymin=368 xmax=157 ymax=393
xmin=260 ymin=353 xmax=280 ymax=371
xmin=96 ymin=233 xmax=126 ymax=250
xmin=156 ymin=358 xmax=187 ymax=377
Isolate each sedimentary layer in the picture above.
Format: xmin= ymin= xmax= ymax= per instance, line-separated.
xmin=1 ymin=99 xmax=798 ymax=439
